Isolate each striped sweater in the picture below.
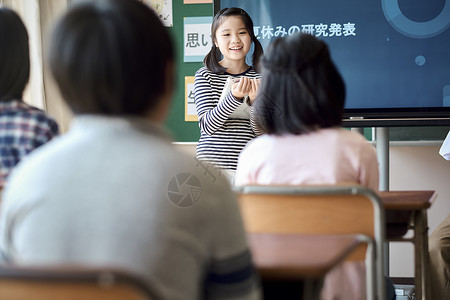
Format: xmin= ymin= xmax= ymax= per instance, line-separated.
xmin=194 ymin=66 xmax=261 ymax=171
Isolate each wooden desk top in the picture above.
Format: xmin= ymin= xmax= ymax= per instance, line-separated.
xmin=378 ymin=190 xmax=437 ymax=210
xmin=247 ymin=233 xmax=361 ymax=280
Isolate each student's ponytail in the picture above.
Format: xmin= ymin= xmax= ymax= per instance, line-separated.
xmin=252 ymin=36 xmax=263 ymax=73
xmin=204 ymin=44 xmax=226 ymax=74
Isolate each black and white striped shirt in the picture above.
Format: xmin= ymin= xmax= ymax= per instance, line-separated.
xmin=194 ymin=66 xmax=261 ymax=171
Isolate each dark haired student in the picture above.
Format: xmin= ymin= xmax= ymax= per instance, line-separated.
xmin=0 ymin=1 xmax=261 ymax=299
xmin=194 ymin=7 xmax=263 ymax=181
xmin=235 ymin=33 xmax=395 ymax=300
xmin=0 ymin=7 xmax=58 ymax=189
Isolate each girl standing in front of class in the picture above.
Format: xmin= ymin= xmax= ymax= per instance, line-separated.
xmin=194 ymin=7 xmax=263 ymax=179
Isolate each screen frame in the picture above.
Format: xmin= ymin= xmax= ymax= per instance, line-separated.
xmin=213 ymin=0 xmax=450 ymax=127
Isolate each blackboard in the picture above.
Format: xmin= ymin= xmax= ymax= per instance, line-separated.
xmin=164 ymin=2 xmax=449 ymax=142
xmin=163 ymin=1 xmax=210 ymax=142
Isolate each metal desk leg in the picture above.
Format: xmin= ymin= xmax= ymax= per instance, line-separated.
xmin=414 ymin=210 xmax=423 ymax=300
xmin=414 ymin=209 xmax=431 ymax=300
xmin=414 ymin=210 xmax=431 ymax=300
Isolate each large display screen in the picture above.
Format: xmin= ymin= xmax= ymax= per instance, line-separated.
xmin=216 ymin=0 xmax=450 ymax=123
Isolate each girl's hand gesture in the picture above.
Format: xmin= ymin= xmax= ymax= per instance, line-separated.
xmin=231 ymin=77 xmax=251 ymax=101
xmin=248 ymin=78 xmax=260 ymax=105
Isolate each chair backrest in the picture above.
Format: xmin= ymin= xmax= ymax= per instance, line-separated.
xmin=234 ymin=184 xmax=386 ymax=300
xmin=0 ymin=265 xmax=157 ymax=300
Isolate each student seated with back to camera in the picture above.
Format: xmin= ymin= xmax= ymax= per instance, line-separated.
xmin=0 ymin=7 xmax=59 ymax=191
xmin=0 ymin=1 xmax=261 ymax=300
xmin=235 ymin=33 xmax=396 ymax=300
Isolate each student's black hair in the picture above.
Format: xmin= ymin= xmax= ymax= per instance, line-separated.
xmin=48 ymin=0 xmax=174 ymax=115
xmin=204 ymin=7 xmax=263 ymax=74
xmin=0 ymin=7 xmax=30 ymax=102
xmin=254 ymin=33 xmax=346 ymax=135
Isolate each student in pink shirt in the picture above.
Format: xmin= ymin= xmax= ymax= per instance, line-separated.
xmin=235 ymin=33 xmax=395 ymax=300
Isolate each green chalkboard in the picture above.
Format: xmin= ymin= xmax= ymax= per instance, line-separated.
xmin=164 ymin=2 xmax=213 ymax=142
xmin=361 ymin=127 xmax=450 ymax=141
xmin=389 ymin=127 xmax=449 ymax=141
xmin=163 ymin=3 xmax=450 ymax=142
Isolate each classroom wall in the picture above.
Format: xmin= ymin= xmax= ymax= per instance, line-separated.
xmin=389 ymin=143 xmax=450 ymax=278
xmin=174 ymin=141 xmax=450 ymax=278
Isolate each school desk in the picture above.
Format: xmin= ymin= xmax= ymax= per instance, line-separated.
xmin=380 ymin=190 xmax=437 ymax=300
xmin=246 ymin=190 xmax=436 ymax=300
xmin=247 ymin=233 xmax=363 ymax=300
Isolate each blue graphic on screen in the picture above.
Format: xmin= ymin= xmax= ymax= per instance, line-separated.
xmin=220 ymin=0 xmax=450 ymax=111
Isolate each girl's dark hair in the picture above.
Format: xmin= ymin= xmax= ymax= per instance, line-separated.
xmin=254 ymin=33 xmax=346 ymax=135
xmin=204 ymin=7 xmax=263 ymax=74
xmin=48 ymin=0 xmax=174 ymax=115
xmin=0 ymin=8 xmax=30 ymax=102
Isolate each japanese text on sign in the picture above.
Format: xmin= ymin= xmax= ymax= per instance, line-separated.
xmin=184 ymin=16 xmax=213 ymax=62
xmin=254 ymin=23 xmax=357 ymax=40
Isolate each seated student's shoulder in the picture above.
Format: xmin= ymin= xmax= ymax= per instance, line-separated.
xmin=240 ymin=134 xmax=276 ymax=155
xmin=14 ymin=100 xmax=50 ymax=116
xmin=324 ymin=127 xmax=368 ymax=142
xmin=331 ymin=128 xmax=375 ymax=155
xmin=13 ymin=101 xmax=59 ymax=131
xmin=171 ymin=149 xmax=234 ymax=202
xmin=339 ymin=127 xmax=371 ymax=143
xmin=183 ymin=154 xmax=236 ymax=197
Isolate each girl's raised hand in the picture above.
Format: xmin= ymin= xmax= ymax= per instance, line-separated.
xmin=231 ymin=77 xmax=251 ymax=100
xmin=248 ymin=78 xmax=260 ymax=105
